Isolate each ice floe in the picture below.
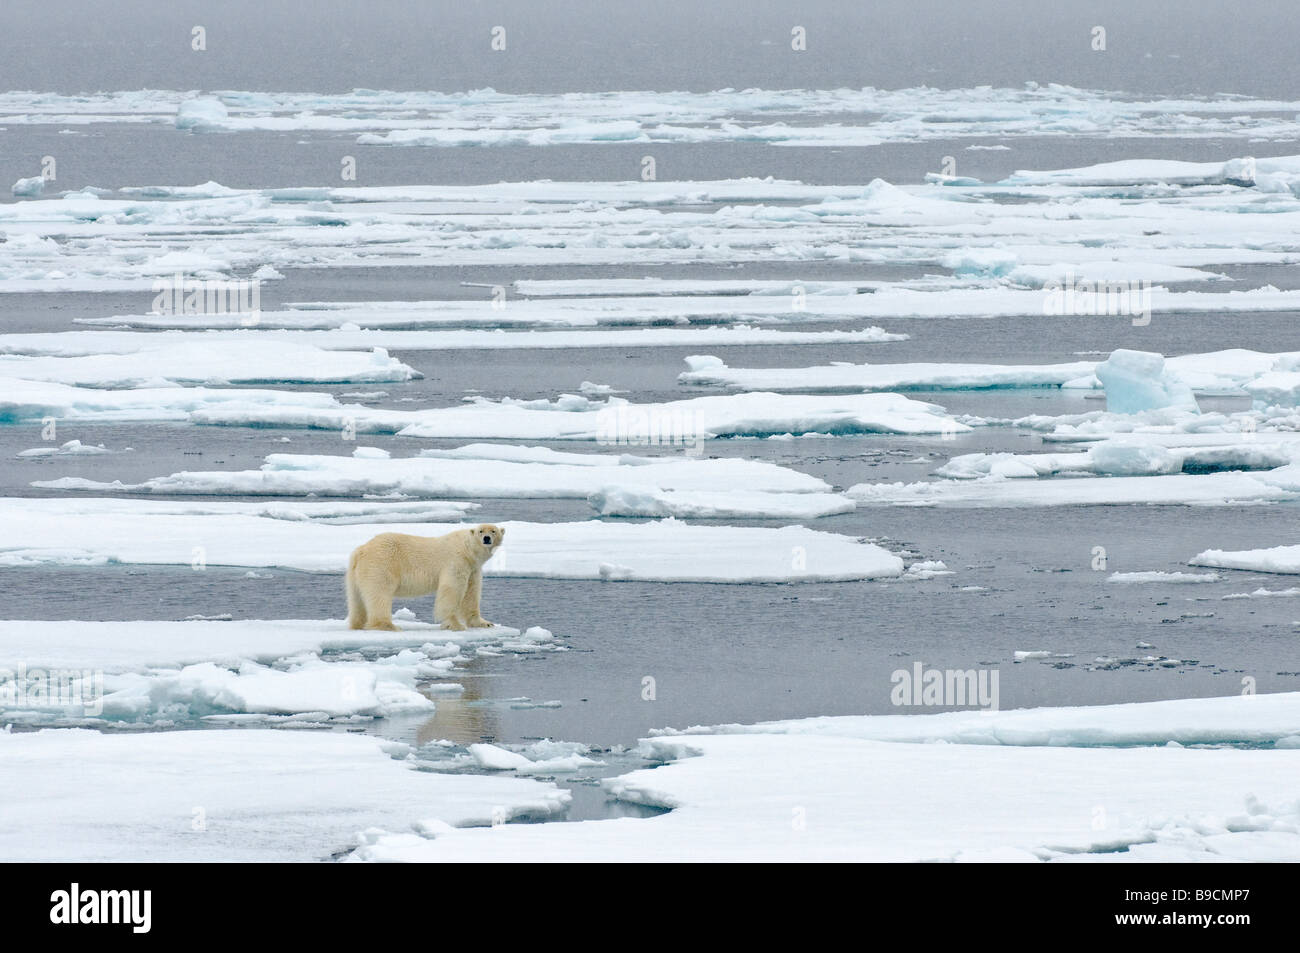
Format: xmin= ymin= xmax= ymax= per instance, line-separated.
xmin=1096 ymin=350 xmax=1199 ymax=415
xmin=1191 ymin=545 xmax=1300 ymax=576
xmin=935 ymin=437 xmax=1299 ymax=480
xmin=848 ymin=471 xmax=1299 ymax=508
xmin=680 ymin=355 xmax=1099 ymax=392
xmin=680 ymin=348 xmax=1300 ymax=398
xmin=0 ymin=498 xmax=905 ymax=582
xmin=0 ymin=377 xmax=965 ymax=438
xmin=0 ymin=340 xmax=418 ymax=387
xmin=35 ymin=445 xmax=846 ymax=519
xmin=1106 ymin=571 xmax=1222 ymax=584
xmin=5 ymin=152 xmax=1300 ymax=292
xmin=588 ymin=486 xmax=855 ymax=520
xmin=191 ymin=391 xmax=969 ymax=440
xmin=16 ymin=439 xmax=115 ymax=457
xmin=6 ymin=326 xmax=905 ymax=352
xmin=0 ymin=729 xmax=569 ymax=861
xmin=5 ymin=86 xmax=1300 ymax=148
xmin=0 ymin=615 xmax=562 ymax=725
xmin=348 ymin=694 xmax=1300 ymax=862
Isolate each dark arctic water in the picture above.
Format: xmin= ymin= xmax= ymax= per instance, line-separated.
xmin=3 ymin=332 xmax=1299 ymax=756
xmin=4 ymin=0 xmax=1299 ymax=98
xmin=2 ymin=4 xmax=1300 ymax=827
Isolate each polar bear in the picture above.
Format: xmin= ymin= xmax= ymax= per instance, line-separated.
xmin=346 ymin=524 xmax=504 ymax=631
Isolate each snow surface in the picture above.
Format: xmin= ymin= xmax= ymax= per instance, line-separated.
xmin=68 ymin=288 xmax=1300 ymax=327
xmin=589 ymin=486 xmax=855 ymax=520
xmin=36 ymin=445 xmax=847 ymax=520
xmin=1191 ymin=545 xmax=1300 ymax=576
xmin=1106 ymin=571 xmax=1221 ymax=584
xmin=16 ymin=439 xmax=114 ymax=458
xmin=0 ymin=340 xmax=418 ymax=387
xmin=5 ymin=159 xmax=1300 ymax=294
xmin=8 ymin=86 xmax=1300 ymax=147
xmin=0 ymin=729 xmax=568 ymax=862
xmin=348 ymin=694 xmax=1300 ymax=862
xmin=0 ymin=379 xmax=966 ymax=438
xmin=0 ymin=616 xmax=561 ymax=724
xmin=0 ymin=325 xmax=908 ymax=355
xmin=0 ymin=498 xmax=905 ymax=582
xmin=190 ymin=391 xmax=970 ymax=440
xmin=848 ymin=471 xmax=1299 ymax=508
xmin=680 ymin=356 xmax=1098 ymax=392
xmin=679 ymin=348 xmax=1300 ymax=397
xmin=36 ymin=447 xmax=828 ymax=498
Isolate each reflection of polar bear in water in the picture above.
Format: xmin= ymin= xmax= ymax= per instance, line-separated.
xmin=346 ymin=525 xmax=505 ymax=631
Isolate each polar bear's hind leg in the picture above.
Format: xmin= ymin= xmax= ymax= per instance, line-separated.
xmin=353 ymin=557 xmax=401 ymax=631
xmin=345 ymin=568 xmax=367 ymax=629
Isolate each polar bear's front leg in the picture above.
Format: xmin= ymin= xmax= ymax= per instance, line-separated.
xmin=461 ymin=568 xmax=492 ymax=629
xmin=435 ymin=567 xmax=470 ymax=631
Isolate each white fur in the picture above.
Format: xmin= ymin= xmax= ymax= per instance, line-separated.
xmin=346 ymin=524 xmax=504 ymax=631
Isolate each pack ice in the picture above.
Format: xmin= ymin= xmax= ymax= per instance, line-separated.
xmin=0 ymin=729 xmax=569 ymax=862
xmin=347 ymin=693 xmax=1300 ymax=862
xmin=35 ymin=444 xmax=852 ymax=521
xmin=0 ymin=498 xmax=905 ymax=582
xmin=0 ymin=617 xmax=559 ymax=725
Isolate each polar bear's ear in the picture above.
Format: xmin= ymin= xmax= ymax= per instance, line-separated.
xmin=497 ymin=526 xmax=505 ymax=539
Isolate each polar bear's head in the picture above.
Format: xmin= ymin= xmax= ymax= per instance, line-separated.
xmin=471 ymin=524 xmax=505 ymax=556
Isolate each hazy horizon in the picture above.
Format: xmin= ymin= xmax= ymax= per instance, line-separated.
xmin=2 ymin=0 xmax=1296 ymax=97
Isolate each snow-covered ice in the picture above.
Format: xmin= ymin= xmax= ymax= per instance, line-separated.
xmin=680 ymin=348 xmax=1300 ymax=398
xmin=588 ymin=486 xmax=856 ymax=519
xmin=0 ymin=729 xmax=569 ymax=861
xmin=190 ymin=391 xmax=971 ymax=440
xmin=0 ymin=325 xmax=908 ymax=355
xmin=0 ymin=340 xmax=418 ymax=387
xmin=348 ymin=694 xmax=1300 ymax=862
xmin=0 ymin=616 xmax=563 ymax=724
xmin=7 ymin=86 xmax=1300 ymax=147
xmin=1106 ymin=571 xmax=1222 ymax=584
xmin=16 ymin=439 xmax=115 ymax=458
xmin=36 ymin=445 xmax=848 ymax=519
xmin=5 ymin=156 xmax=1300 ymax=294
xmin=848 ymin=470 xmax=1299 ymax=508
xmin=1191 ymin=544 xmax=1300 ymax=576
xmin=680 ymin=355 xmax=1100 ymax=392
xmin=0 ymin=498 xmax=906 ymax=582
xmin=36 ymin=446 xmax=828 ymax=498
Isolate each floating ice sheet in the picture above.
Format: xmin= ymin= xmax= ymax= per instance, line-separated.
xmin=9 ymin=86 xmax=1300 ymax=145
xmin=0 ymin=339 xmax=418 ymax=387
xmin=848 ymin=470 xmax=1299 ymax=508
xmin=5 ymin=157 xmax=1300 ymax=292
xmin=0 ymin=498 xmax=905 ymax=582
xmin=348 ymin=694 xmax=1300 ymax=862
xmin=0 ymin=729 xmax=569 ymax=862
xmin=680 ymin=348 xmax=1300 ymax=396
xmin=1191 ymin=545 xmax=1300 ymax=576
xmin=35 ymin=446 xmax=849 ymax=519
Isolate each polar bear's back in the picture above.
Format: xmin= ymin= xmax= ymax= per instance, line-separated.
xmin=349 ymin=530 xmax=470 ymax=597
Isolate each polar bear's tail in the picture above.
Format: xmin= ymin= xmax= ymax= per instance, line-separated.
xmin=345 ymin=550 xmax=367 ymax=629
